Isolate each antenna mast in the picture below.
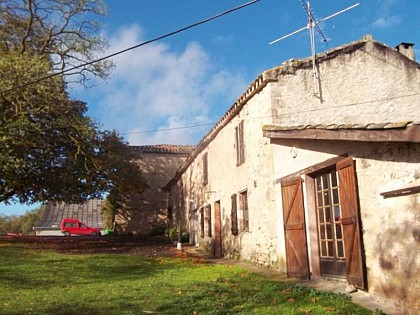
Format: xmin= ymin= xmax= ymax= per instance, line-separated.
xmin=270 ymin=1 xmax=360 ymax=97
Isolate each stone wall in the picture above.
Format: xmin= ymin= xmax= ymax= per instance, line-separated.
xmin=166 ymin=37 xmax=420 ymax=313
xmin=115 ymin=145 xmax=193 ymax=236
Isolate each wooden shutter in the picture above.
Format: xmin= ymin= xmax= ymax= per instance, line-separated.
xmin=203 ymin=153 xmax=208 ymax=186
xmin=235 ymin=120 xmax=245 ymax=165
xmin=337 ymin=157 xmax=366 ymax=289
xmin=200 ymin=208 xmax=204 ymax=238
xmin=214 ymin=201 xmax=222 ymax=258
xmin=281 ymin=178 xmax=309 ymax=279
xmin=231 ymin=194 xmax=238 ymax=235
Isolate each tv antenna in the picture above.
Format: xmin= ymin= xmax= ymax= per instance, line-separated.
xmin=269 ymin=1 xmax=360 ymax=97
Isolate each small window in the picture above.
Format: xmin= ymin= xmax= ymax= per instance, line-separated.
xmin=235 ymin=120 xmax=245 ymax=166
xmin=206 ymin=205 xmax=212 ymax=237
xmin=231 ymin=194 xmax=238 ymax=235
xmin=203 ymin=152 xmax=208 ymax=186
xmin=239 ymin=190 xmax=249 ymax=231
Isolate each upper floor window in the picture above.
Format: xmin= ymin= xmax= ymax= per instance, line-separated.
xmin=235 ymin=120 xmax=245 ymax=166
xmin=203 ymin=152 xmax=208 ymax=186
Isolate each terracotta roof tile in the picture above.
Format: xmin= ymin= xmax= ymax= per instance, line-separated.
xmin=263 ymin=121 xmax=414 ymax=132
xmin=130 ymin=144 xmax=195 ymax=155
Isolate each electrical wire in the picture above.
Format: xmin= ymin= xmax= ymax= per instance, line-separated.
xmin=120 ymin=123 xmax=216 ymax=135
xmin=0 ymin=0 xmax=260 ymax=95
xmin=118 ymin=91 xmax=420 ymax=136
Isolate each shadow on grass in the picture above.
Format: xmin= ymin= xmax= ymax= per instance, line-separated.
xmin=0 ymin=241 xmax=379 ymax=315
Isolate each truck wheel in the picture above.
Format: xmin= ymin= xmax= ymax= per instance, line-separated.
xmin=63 ymin=231 xmax=71 ymax=237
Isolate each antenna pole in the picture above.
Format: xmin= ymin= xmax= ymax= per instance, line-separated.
xmin=307 ymin=1 xmax=319 ymax=96
xmin=269 ymin=2 xmax=360 ymax=98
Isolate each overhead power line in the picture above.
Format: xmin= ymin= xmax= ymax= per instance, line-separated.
xmin=1 ymin=0 xmax=260 ymax=95
xmin=120 ymin=123 xmax=216 ymax=135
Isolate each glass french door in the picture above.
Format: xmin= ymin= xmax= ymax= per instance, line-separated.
xmin=315 ymin=170 xmax=346 ymax=278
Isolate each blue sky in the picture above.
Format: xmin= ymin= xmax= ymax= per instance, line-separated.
xmin=2 ymin=0 xmax=419 ymax=216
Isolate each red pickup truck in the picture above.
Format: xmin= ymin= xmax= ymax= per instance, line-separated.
xmin=61 ymin=218 xmax=101 ymax=236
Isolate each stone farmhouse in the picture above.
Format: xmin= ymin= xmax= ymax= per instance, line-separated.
xmin=163 ymin=35 xmax=420 ymax=313
xmin=114 ymin=144 xmax=194 ymax=235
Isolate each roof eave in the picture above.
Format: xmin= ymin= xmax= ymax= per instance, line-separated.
xmin=263 ymin=123 xmax=420 ymax=143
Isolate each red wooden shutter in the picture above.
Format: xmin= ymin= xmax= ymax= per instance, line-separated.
xmin=281 ymin=178 xmax=309 ymax=279
xmin=337 ymin=157 xmax=366 ymax=289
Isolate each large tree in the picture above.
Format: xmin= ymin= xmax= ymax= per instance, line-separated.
xmin=0 ymin=0 xmax=145 ymax=204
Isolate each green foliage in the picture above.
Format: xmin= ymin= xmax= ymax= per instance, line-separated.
xmin=102 ymin=195 xmax=116 ymax=231
xmin=0 ymin=0 xmax=113 ymax=83
xmin=165 ymin=227 xmax=189 ymax=243
xmin=0 ymin=1 xmax=145 ymax=205
xmin=0 ymin=206 xmax=44 ymax=235
xmin=0 ymin=244 xmax=379 ymax=315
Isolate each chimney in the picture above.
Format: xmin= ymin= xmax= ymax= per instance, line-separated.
xmin=395 ymin=42 xmax=416 ymax=61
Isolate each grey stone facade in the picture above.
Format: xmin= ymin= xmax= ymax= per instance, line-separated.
xmin=115 ymin=145 xmax=194 ymax=236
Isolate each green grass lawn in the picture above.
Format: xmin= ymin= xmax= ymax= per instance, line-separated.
xmin=0 ymin=243 xmax=381 ymax=315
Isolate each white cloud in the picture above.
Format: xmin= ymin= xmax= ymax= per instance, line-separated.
xmin=74 ymin=24 xmax=248 ymax=145
xmin=372 ymin=15 xmax=402 ymax=30
xmin=371 ymin=0 xmax=402 ymax=30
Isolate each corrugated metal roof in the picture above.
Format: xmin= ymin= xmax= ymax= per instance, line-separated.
xmin=35 ymin=199 xmax=104 ymax=229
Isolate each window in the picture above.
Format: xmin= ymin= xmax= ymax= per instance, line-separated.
xmin=203 ymin=152 xmax=208 ymax=186
xmin=235 ymin=120 xmax=245 ymax=166
xmin=239 ymin=190 xmax=249 ymax=231
xmin=231 ymin=194 xmax=238 ymax=235
xmin=200 ymin=207 xmax=204 ymax=238
xmin=206 ymin=205 xmax=212 ymax=237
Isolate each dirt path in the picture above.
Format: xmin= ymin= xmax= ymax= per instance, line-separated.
xmin=0 ymin=235 xmax=192 ymax=258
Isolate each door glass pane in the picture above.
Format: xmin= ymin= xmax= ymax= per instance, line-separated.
xmin=318 ymin=209 xmax=324 ymax=223
xmin=321 ymin=242 xmax=327 ymax=256
xmin=317 ymin=192 xmax=323 ymax=207
xmin=316 ymin=177 xmax=322 ymax=190
xmin=320 ymin=225 xmax=326 ymax=239
xmin=324 ymin=192 xmax=330 ymax=205
xmin=334 ymin=205 xmax=341 ymax=221
xmin=326 ymin=224 xmax=332 ymax=239
xmin=328 ymin=241 xmax=334 ymax=257
xmin=331 ymin=172 xmax=337 ymax=187
xmin=332 ymin=189 xmax=339 ymax=204
xmin=336 ymin=224 xmax=342 ymax=239
xmin=322 ymin=174 xmax=329 ymax=189
xmin=337 ymin=241 xmax=344 ymax=258
xmin=325 ymin=207 xmax=331 ymax=222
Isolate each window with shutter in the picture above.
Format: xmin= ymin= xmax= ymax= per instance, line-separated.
xmin=206 ymin=205 xmax=212 ymax=237
xmin=239 ymin=190 xmax=249 ymax=231
xmin=231 ymin=194 xmax=238 ymax=235
xmin=235 ymin=120 xmax=245 ymax=166
xmin=203 ymin=153 xmax=208 ymax=186
xmin=200 ymin=207 xmax=204 ymax=238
